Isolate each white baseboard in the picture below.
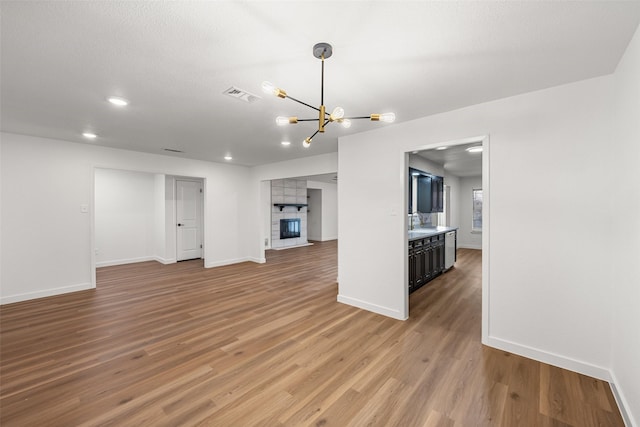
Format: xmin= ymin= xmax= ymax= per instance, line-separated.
xmin=205 ymin=256 xmax=264 ymax=268
xmin=1 ymin=282 xmax=94 ymax=305
xmin=96 ymin=256 xmax=158 ymax=267
xmin=271 ymin=243 xmax=314 ymax=251
xmin=458 ymin=243 xmax=482 ymax=250
xmin=337 ymin=294 xmax=407 ymax=320
xmin=484 ymin=335 xmax=611 ymax=381
xmin=609 ymin=370 xmax=636 ymax=427
xmin=154 ymin=256 xmax=176 ymax=265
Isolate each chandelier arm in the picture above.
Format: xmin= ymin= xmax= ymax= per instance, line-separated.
xmin=285 ymin=95 xmax=321 ymax=112
xmin=296 ymin=118 xmax=321 ymax=122
xmin=307 ymin=119 xmax=331 ymax=141
xmin=307 ymin=129 xmax=321 ymax=141
xmin=343 ymin=116 xmax=372 ymax=120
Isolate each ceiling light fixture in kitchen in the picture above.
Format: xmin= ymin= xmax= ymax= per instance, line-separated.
xmin=107 ymin=96 xmax=129 ymax=107
xmin=262 ymin=42 xmax=395 ymax=148
xmin=466 ymin=146 xmax=483 ymax=153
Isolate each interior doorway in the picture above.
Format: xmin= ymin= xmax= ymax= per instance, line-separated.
xmin=92 ymin=169 xmax=206 ymax=287
xmin=405 ymin=135 xmax=489 ymax=335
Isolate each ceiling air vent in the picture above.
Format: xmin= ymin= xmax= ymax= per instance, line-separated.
xmin=223 ymin=86 xmax=261 ymax=104
xmin=163 ymin=148 xmax=184 ymax=153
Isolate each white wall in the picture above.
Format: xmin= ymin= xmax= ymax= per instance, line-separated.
xmin=307 ymin=180 xmax=338 ymax=241
xmin=94 ymin=168 xmax=157 ymax=267
xmin=408 ymin=155 xmax=444 ymax=176
xmin=339 ymin=72 xmax=617 ymax=380
xmin=153 ymin=174 xmax=167 ymax=262
xmin=163 ymin=175 xmax=177 ymax=263
xmin=0 ymin=132 xmax=254 ymax=304
xmin=307 ymin=188 xmax=322 ymax=241
xmin=443 ymin=173 xmax=460 ymax=228
xmin=260 ymin=180 xmax=272 ymax=249
xmin=610 ymin=26 xmax=640 ymax=427
xmin=457 ymin=176 xmax=482 ymax=250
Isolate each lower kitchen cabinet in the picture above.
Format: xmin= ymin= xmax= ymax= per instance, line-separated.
xmin=408 ymin=234 xmax=447 ymax=294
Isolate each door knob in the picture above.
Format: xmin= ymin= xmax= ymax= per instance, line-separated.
xmin=177 ymin=223 xmax=184 ymax=226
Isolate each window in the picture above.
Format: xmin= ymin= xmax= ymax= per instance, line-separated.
xmin=472 ymin=188 xmax=482 ymax=232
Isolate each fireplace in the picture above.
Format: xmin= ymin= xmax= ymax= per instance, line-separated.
xmin=280 ymin=218 xmax=301 ymax=239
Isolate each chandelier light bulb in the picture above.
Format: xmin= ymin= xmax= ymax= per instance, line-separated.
xmin=303 ymin=137 xmax=312 ymax=148
xmin=330 ymin=106 xmax=344 ymax=120
xmin=275 ymin=116 xmax=290 ymax=126
xmin=379 ymin=112 xmax=396 ymax=123
xmin=340 ymin=119 xmax=352 ymax=128
xmin=262 ymin=81 xmax=277 ymax=95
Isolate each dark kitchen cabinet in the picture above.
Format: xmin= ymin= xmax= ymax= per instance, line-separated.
xmin=408 ymin=241 xmax=416 ymax=292
xmin=432 ymin=234 xmax=445 ymax=273
xmin=408 ymin=168 xmax=444 ymax=214
xmin=431 ymin=175 xmax=444 ymax=213
xmin=408 ymin=234 xmax=447 ymax=294
xmin=414 ymin=240 xmax=426 ymax=288
xmin=417 ymin=175 xmax=432 ymax=213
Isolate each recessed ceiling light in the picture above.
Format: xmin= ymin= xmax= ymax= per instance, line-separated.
xmin=435 ymin=146 xmax=448 ymax=150
xmin=224 ymin=155 xmax=233 ymax=161
xmin=412 ymin=151 xmax=419 ymax=154
xmin=107 ymin=96 xmax=129 ymax=106
xmin=281 ymin=141 xmax=291 ymax=146
xmin=466 ymin=146 xmax=483 ymax=153
xmin=82 ymin=132 xmax=97 ymax=139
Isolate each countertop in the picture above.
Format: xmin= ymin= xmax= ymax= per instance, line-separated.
xmin=408 ymin=226 xmax=458 ymax=241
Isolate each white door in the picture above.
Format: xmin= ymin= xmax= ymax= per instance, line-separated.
xmin=176 ymin=179 xmax=203 ymax=261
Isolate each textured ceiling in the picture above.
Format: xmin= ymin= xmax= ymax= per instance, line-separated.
xmin=1 ymin=1 xmax=639 ymax=166
xmin=417 ymin=143 xmax=483 ymax=178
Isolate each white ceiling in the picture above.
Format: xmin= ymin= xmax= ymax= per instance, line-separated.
xmin=417 ymin=143 xmax=483 ymax=178
xmin=2 ymin=1 xmax=639 ymax=166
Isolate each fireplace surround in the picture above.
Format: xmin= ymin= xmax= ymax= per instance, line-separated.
xmin=271 ymin=178 xmax=308 ymax=249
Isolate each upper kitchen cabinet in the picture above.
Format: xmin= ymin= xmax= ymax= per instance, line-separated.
xmin=417 ymin=175 xmax=432 ymax=213
xmin=409 ymin=168 xmax=444 ymax=214
xmin=431 ymin=175 xmax=443 ymax=213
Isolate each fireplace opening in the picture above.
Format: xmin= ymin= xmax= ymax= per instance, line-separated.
xmin=280 ymin=218 xmax=301 ymax=239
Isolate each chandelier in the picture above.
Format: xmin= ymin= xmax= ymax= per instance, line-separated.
xmin=262 ymin=42 xmax=395 ymax=148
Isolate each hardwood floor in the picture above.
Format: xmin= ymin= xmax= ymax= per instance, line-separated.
xmin=0 ymin=241 xmax=624 ymax=426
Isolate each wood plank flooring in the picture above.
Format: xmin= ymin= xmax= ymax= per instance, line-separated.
xmin=0 ymin=241 xmax=624 ymax=426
